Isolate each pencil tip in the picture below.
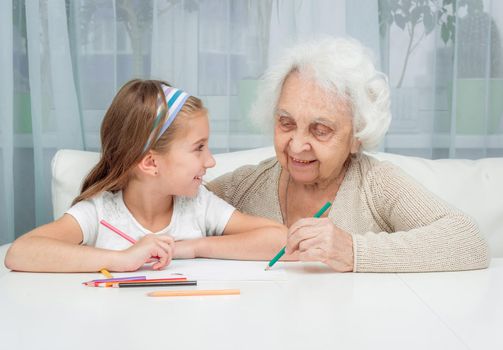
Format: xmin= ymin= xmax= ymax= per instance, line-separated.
xmin=264 ymin=265 xmax=270 ymax=271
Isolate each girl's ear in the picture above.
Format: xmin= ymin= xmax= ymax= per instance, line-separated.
xmin=137 ymin=151 xmax=159 ymax=176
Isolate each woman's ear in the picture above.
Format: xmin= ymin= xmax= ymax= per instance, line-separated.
xmin=137 ymin=151 xmax=159 ymax=176
xmin=350 ymin=137 xmax=361 ymax=155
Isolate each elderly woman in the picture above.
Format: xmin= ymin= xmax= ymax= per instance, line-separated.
xmin=207 ymin=37 xmax=490 ymax=273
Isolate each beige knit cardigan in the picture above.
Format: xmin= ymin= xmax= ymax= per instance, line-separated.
xmin=207 ymin=154 xmax=490 ymax=272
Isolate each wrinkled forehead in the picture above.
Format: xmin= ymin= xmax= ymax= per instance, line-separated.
xmin=277 ymin=70 xmax=353 ymax=121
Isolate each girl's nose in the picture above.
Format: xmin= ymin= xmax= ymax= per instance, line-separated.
xmin=205 ymin=152 xmax=216 ymax=169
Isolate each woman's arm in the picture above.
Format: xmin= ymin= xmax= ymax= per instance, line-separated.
xmin=175 ymin=211 xmax=298 ymax=261
xmin=4 ymin=214 xmax=174 ymax=272
xmin=354 ymin=161 xmax=490 ymax=272
xmin=284 ymin=159 xmax=490 ymax=273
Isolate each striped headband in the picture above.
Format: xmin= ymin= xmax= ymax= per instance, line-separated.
xmin=144 ymin=84 xmax=190 ymax=151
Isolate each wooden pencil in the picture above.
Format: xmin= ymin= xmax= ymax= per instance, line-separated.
xmin=84 ymin=277 xmax=187 ymax=287
xmin=114 ymin=280 xmax=197 ymax=288
xmin=99 ymin=268 xmax=114 ymax=279
xmin=100 ymin=219 xmax=137 ymax=244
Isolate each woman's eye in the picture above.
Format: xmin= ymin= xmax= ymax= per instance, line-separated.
xmin=278 ymin=117 xmax=295 ymax=130
xmin=197 ymin=144 xmax=204 ymax=151
xmin=312 ymin=125 xmax=332 ymax=139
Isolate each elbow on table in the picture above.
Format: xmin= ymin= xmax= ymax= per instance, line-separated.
xmin=4 ymin=244 xmax=17 ymax=271
xmin=458 ymin=216 xmax=491 ymax=271
xmin=3 ymin=238 xmax=28 ymax=271
xmin=474 ymin=234 xmax=491 ymax=270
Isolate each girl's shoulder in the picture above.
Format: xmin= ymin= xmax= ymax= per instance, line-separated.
xmin=70 ymin=190 xmax=125 ymax=218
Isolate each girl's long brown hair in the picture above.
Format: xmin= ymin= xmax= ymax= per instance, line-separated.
xmin=72 ymin=79 xmax=205 ymax=205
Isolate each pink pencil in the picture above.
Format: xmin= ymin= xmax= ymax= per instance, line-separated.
xmin=100 ymin=219 xmax=137 ymax=244
xmin=99 ymin=219 xmax=162 ymax=260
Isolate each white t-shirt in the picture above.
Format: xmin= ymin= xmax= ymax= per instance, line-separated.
xmin=66 ymin=186 xmax=235 ymax=250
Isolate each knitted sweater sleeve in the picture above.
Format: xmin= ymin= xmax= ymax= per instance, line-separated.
xmin=206 ymin=164 xmax=260 ymax=208
xmin=352 ymin=160 xmax=490 ymax=272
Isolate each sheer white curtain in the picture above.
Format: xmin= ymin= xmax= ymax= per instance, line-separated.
xmin=379 ymin=0 xmax=503 ymax=158
xmin=1 ymin=0 xmax=84 ymax=244
xmin=1 ymin=1 xmax=14 ymax=244
xmin=0 ymin=0 xmax=274 ymax=244
xmin=1 ymin=0 xmax=502 ymax=244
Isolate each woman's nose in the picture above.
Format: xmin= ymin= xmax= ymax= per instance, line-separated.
xmin=289 ymin=132 xmax=311 ymax=153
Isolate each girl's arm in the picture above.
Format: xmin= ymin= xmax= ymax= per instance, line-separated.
xmin=4 ymin=214 xmax=174 ymax=272
xmin=175 ymin=211 xmax=298 ymax=261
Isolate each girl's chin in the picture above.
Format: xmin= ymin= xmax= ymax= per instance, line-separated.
xmin=176 ymin=184 xmax=200 ymax=197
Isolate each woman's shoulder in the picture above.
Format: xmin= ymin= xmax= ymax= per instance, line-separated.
xmin=354 ymin=153 xmax=442 ymax=204
xmin=228 ymin=156 xmax=279 ymax=180
xmin=355 ymin=153 xmax=409 ymax=182
xmin=210 ymin=156 xmax=279 ymax=184
xmin=206 ymin=157 xmax=280 ymax=204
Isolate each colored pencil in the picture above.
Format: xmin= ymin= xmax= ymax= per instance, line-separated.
xmin=113 ymin=280 xmax=197 ymax=288
xmin=100 ymin=268 xmax=114 ymax=279
xmin=148 ymin=289 xmax=241 ymax=297
xmin=82 ymin=276 xmax=147 ymax=286
xmin=101 ymin=278 xmax=188 ymax=284
xmin=84 ymin=277 xmax=188 ymax=287
xmin=99 ymin=219 xmax=164 ymax=260
xmin=88 ymin=276 xmax=147 ymax=283
xmin=100 ymin=219 xmax=137 ymax=244
xmin=265 ymin=201 xmax=332 ymax=270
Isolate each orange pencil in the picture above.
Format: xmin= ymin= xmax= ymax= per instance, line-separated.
xmin=148 ymin=289 xmax=241 ymax=297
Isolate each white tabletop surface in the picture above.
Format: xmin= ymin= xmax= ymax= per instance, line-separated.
xmin=0 ymin=244 xmax=501 ymax=350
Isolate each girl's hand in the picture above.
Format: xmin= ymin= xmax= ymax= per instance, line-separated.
xmin=173 ymin=239 xmax=198 ymax=259
xmin=114 ymin=234 xmax=175 ymax=271
xmin=285 ymin=218 xmax=354 ymax=272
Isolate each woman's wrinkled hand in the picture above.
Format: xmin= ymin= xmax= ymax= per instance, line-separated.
xmin=285 ymin=218 xmax=354 ymax=272
xmin=115 ymin=234 xmax=175 ymax=271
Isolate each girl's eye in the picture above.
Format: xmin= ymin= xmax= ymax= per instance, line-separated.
xmin=197 ymin=144 xmax=205 ymax=151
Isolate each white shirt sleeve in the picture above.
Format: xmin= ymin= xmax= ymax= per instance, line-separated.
xmin=66 ymin=199 xmax=99 ymax=246
xmin=199 ymin=186 xmax=235 ymax=236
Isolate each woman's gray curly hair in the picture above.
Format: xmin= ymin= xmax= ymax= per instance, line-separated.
xmin=251 ymin=36 xmax=391 ymax=151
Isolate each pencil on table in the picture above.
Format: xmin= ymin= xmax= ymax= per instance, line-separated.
xmin=112 ymin=280 xmax=197 ymax=288
xmin=100 ymin=269 xmax=114 ymax=279
xmin=84 ymin=277 xmax=188 ymax=287
xmin=85 ymin=276 xmax=147 ymax=284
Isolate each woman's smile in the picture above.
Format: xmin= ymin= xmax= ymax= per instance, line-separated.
xmin=289 ymin=155 xmax=318 ymax=167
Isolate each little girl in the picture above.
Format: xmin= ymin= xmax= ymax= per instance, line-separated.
xmin=5 ymin=79 xmax=286 ymax=272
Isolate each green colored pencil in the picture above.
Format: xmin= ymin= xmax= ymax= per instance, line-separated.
xmin=265 ymin=201 xmax=332 ymax=270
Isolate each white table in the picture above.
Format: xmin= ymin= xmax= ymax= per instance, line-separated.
xmin=1 ymin=244 xmax=501 ymax=350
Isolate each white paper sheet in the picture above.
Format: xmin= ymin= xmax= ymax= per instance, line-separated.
xmin=157 ymin=259 xmax=286 ymax=281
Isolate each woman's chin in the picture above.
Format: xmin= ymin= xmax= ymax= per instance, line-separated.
xmin=288 ymin=170 xmax=318 ymax=184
